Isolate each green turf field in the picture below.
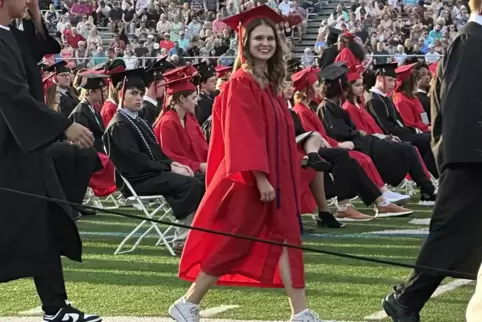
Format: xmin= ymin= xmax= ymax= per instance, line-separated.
xmin=0 ymin=197 xmax=474 ymax=322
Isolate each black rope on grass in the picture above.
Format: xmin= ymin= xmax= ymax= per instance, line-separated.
xmin=0 ymin=186 xmax=477 ymax=280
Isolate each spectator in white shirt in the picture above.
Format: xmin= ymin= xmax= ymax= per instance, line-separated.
xmin=279 ymin=0 xmax=292 ymax=16
xmin=425 ymin=44 xmax=441 ymax=64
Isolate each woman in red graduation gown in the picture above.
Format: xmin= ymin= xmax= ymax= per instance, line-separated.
xmin=334 ymin=32 xmax=365 ymax=67
xmin=291 ymin=67 xmax=412 ymax=219
xmin=153 ymin=68 xmax=208 ymax=174
xmin=170 ymin=6 xmax=326 ymax=322
xmin=392 ymin=63 xmax=430 ymax=133
xmin=100 ymin=61 xmax=126 ymax=127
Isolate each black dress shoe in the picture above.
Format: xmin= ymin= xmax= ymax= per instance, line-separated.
xmin=302 ymin=152 xmax=331 ymax=172
xmin=317 ymin=211 xmax=345 ymax=228
xmin=383 ymin=293 xmax=420 ymax=322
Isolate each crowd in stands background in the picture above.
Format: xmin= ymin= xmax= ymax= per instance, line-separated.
xmin=36 ymin=0 xmax=468 ymax=69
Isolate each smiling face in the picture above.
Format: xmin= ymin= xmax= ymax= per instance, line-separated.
xmin=248 ymin=24 xmax=276 ymax=63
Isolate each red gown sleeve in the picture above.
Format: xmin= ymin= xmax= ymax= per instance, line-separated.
xmin=158 ymin=119 xmax=202 ymax=173
xmin=223 ymin=78 xmax=270 ymax=181
xmin=101 ymin=101 xmax=117 ymax=127
xmin=393 ymin=94 xmax=429 ymax=132
xmin=334 ymin=47 xmax=358 ymax=67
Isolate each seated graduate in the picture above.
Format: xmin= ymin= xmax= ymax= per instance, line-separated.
xmin=193 ymin=61 xmax=218 ymax=126
xmin=102 ymin=68 xmax=205 ymax=251
xmin=140 ymin=57 xmax=175 ymax=125
xmin=334 ymin=31 xmax=365 ymax=68
xmin=153 ymin=66 xmax=208 ymax=175
xmin=392 ymin=63 xmax=430 ymax=133
xmin=291 ymin=66 xmax=413 ymax=220
xmin=100 ymin=59 xmax=127 ymax=127
xmin=69 ymin=72 xmax=108 ymax=153
xmin=364 ymin=63 xmax=437 ymax=178
xmin=342 ymin=65 xmax=438 ymax=205
xmin=69 ymin=71 xmax=116 ymax=197
xmin=45 ymin=61 xmax=80 ymax=117
xmin=403 ymin=58 xmax=432 ymax=122
xmin=282 ymin=81 xmax=344 ymax=229
xmin=214 ymin=65 xmax=232 ymax=92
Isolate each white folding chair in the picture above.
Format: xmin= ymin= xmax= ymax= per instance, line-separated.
xmin=114 ymin=175 xmax=177 ymax=256
xmin=83 ymin=188 xmax=120 ymax=210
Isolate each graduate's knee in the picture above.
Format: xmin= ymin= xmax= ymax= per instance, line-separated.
xmin=303 ymin=132 xmax=323 ymax=152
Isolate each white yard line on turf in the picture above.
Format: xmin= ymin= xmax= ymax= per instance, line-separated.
xmin=200 ymin=305 xmax=240 ymax=317
xmin=363 ymin=279 xmax=473 ymax=320
xmin=0 ymin=318 xmax=358 ymax=322
xmin=408 ymin=218 xmax=431 ymax=226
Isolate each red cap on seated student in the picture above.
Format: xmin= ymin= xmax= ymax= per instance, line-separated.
xmin=161 ymin=66 xmax=198 ymax=116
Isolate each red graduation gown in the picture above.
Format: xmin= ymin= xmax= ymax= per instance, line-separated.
xmin=342 ymin=100 xmax=383 ymax=135
xmin=293 ymin=102 xmax=384 ymax=188
xmin=89 ymin=152 xmax=117 ymax=197
xmin=334 ymin=47 xmax=361 ymax=67
xmin=179 ymin=69 xmax=305 ymax=288
xmin=153 ymin=110 xmax=208 ymax=173
xmin=100 ymin=99 xmax=117 ymax=127
xmin=392 ymin=92 xmax=430 ymax=133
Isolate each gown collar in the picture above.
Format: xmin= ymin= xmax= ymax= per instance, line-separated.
xmin=120 ymin=107 xmax=138 ymax=119
xmin=0 ymin=25 xmax=10 ymax=31
xmin=370 ymin=87 xmax=387 ymax=97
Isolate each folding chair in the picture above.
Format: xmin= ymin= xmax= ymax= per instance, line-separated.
xmin=114 ymin=175 xmax=177 ymax=256
xmin=83 ymin=188 xmax=120 ymax=210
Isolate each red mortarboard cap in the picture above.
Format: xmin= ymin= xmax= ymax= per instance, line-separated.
xmin=215 ymin=65 xmax=232 ymax=79
xmin=163 ymin=66 xmax=197 ymax=95
xmin=222 ymin=4 xmax=284 ymax=31
xmin=346 ymin=65 xmax=364 ymax=82
xmin=291 ymin=66 xmax=319 ymax=92
xmin=222 ymin=5 xmax=284 ymax=63
xmin=343 ymin=31 xmax=355 ymax=40
xmin=43 ymin=72 xmax=57 ymax=92
xmin=395 ymin=63 xmax=417 ymax=82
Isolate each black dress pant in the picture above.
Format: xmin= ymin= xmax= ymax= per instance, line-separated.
xmin=404 ymin=133 xmax=439 ymax=179
xmin=398 ymin=142 xmax=436 ymax=195
xmin=47 ymin=143 xmax=98 ymax=205
xmin=395 ymin=163 xmax=482 ymax=312
xmin=34 ymin=211 xmax=68 ymax=315
xmin=318 ymin=148 xmax=381 ymax=206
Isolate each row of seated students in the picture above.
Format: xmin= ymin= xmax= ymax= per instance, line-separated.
xmin=41 ymin=56 xmax=437 ymax=252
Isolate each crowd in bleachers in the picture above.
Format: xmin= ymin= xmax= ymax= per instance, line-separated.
xmin=37 ymin=0 xmax=313 ymax=69
xmin=302 ymin=0 xmax=470 ymax=67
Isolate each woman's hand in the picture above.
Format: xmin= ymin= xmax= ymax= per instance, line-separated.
xmin=199 ymin=163 xmax=207 ymax=173
xmin=253 ymin=171 xmax=275 ymax=202
xmin=338 ymin=141 xmax=355 ymax=150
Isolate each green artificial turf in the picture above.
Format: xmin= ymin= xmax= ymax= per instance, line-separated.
xmin=0 ymin=198 xmax=474 ymax=322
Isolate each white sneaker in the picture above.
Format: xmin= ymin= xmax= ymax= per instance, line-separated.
xmin=382 ymin=191 xmax=410 ymax=204
xmin=168 ymin=297 xmax=200 ymax=322
xmin=290 ymin=309 xmax=334 ymax=322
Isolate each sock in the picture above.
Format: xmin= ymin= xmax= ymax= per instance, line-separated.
xmin=377 ymin=200 xmax=390 ymax=207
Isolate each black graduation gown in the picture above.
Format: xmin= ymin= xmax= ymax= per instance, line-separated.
xmin=365 ymin=91 xmax=437 ymax=177
xmin=59 ymin=91 xmax=80 ymax=118
xmin=0 ymin=28 xmax=81 ymax=283
xmin=103 ymin=111 xmax=205 ymax=220
xmin=69 ymin=101 xmax=105 ymax=154
xmin=412 ymin=21 xmax=482 ymax=277
xmin=139 ymin=97 xmax=162 ymax=125
xmin=415 ymin=90 xmax=430 ymax=123
xmin=10 ymin=18 xmax=60 ymax=102
xmin=195 ymin=91 xmax=214 ymax=125
xmin=319 ymin=99 xmax=413 ymax=186
xmin=318 ymin=45 xmax=338 ymax=68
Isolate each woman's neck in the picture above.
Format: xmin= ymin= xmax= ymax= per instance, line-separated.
xmin=252 ymin=60 xmax=267 ymax=77
xmin=174 ymin=104 xmax=186 ymax=120
xmin=0 ymin=10 xmax=11 ymax=27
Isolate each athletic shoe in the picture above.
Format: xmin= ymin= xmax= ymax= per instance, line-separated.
xmin=43 ymin=305 xmax=102 ymax=322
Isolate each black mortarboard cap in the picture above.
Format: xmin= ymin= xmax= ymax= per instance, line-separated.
xmin=45 ymin=60 xmax=71 ymax=74
xmin=373 ymin=63 xmax=398 ymax=78
xmin=318 ymin=63 xmax=348 ymax=81
xmin=144 ymin=57 xmax=176 ymax=86
xmin=193 ymin=61 xmax=215 ymax=84
xmin=111 ymin=68 xmax=146 ymax=90
xmin=78 ymin=72 xmax=108 ymax=90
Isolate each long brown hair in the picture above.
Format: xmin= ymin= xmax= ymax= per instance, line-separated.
xmin=232 ymin=18 xmax=288 ymax=93
xmin=396 ymin=70 xmax=421 ymax=98
xmin=153 ymin=90 xmax=196 ymax=126
xmin=45 ymin=83 xmax=60 ymax=112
